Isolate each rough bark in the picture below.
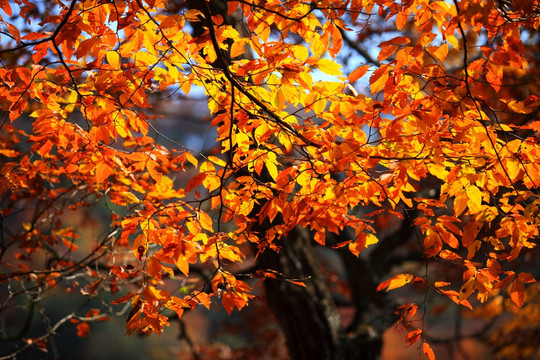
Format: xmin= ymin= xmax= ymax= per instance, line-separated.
xmin=257 ymin=227 xmax=344 ymax=360
xmin=257 ymin=228 xmax=384 ymax=360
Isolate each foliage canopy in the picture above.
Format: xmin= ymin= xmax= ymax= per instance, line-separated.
xmin=0 ymin=0 xmax=539 ymax=358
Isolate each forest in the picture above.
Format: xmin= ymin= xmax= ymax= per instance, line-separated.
xmin=0 ymin=0 xmax=539 ymax=359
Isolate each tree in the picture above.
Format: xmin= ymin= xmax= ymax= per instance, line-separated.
xmin=0 ymin=0 xmax=539 ymax=359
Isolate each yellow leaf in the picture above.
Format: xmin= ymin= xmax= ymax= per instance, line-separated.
xmin=185 ymin=151 xmax=198 ymax=167
xmin=203 ymin=175 xmax=221 ymax=192
xmin=266 ymin=160 xmax=278 ymax=181
xmin=273 ymin=88 xmax=286 ymax=111
xmin=292 ymin=45 xmax=309 ymax=62
xmin=365 ymin=233 xmax=378 ymax=247
xmin=134 ymin=51 xmax=159 ymax=66
xmin=459 ymin=278 xmax=476 ymax=302
xmin=199 ymin=211 xmax=213 ymax=232
xmin=208 ymin=155 xmax=226 ymax=167
xmin=446 ymin=35 xmax=459 ymax=49
xmin=315 ymin=58 xmax=342 ymax=76
xmin=106 ymin=51 xmax=120 ymax=68
xmin=507 ymin=100 xmax=533 ymax=114
xmin=466 ymin=185 xmax=482 ymax=214
xmin=313 ymin=95 xmax=326 ymax=114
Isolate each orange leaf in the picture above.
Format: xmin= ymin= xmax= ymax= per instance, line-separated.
xmin=377 ymin=273 xmax=414 ymax=292
xmin=81 ymin=279 xmax=101 ymax=296
xmin=194 ymin=292 xmax=211 ymax=309
xmin=222 ymin=291 xmax=237 ymax=315
xmin=147 ymin=160 xmax=162 ymax=181
xmin=62 ymin=238 xmax=79 ymax=251
xmin=486 ymin=63 xmax=502 ymax=93
xmin=431 ymin=43 xmax=448 ymax=62
xmin=111 ymin=293 xmax=137 ymax=305
xmin=22 ymin=32 xmax=48 ymax=41
xmin=286 ymin=280 xmax=306 ymax=287
xmin=199 ymin=211 xmax=213 ymax=232
xmin=314 ymin=229 xmax=325 ymax=245
xmin=510 ymin=278 xmax=525 ymax=308
xmin=378 ymin=44 xmax=398 ymax=61
xmin=369 ymin=64 xmax=390 ymax=94
xmin=348 ymin=65 xmax=370 ymax=83
xmin=0 ymin=0 xmax=12 ymax=16
xmin=423 ymin=342 xmax=436 ymax=360
xmin=95 ymin=163 xmax=112 ymax=184
xmin=517 ymin=272 xmax=535 ymax=284
xmin=396 ymin=12 xmax=409 ymax=30
xmin=328 ymin=23 xmax=342 ymax=58
xmin=37 ymin=140 xmax=53 ymax=158
xmin=349 ymin=232 xmax=366 ymax=256
xmin=147 ymin=256 xmax=162 ymax=280
xmin=405 ymin=329 xmax=422 ymax=346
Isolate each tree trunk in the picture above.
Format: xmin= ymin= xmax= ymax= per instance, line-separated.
xmin=257 ymin=227 xmax=343 ymax=360
xmin=257 ymin=228 xmax=383 ymax=360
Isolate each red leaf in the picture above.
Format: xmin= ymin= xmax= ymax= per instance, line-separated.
xmin=76 ymin=323 xmax=90 ymax=337
xmin=186 ymin=173 xmax=207 ymax=193
xmin=111 ymin=293 xmax=137 ymax=305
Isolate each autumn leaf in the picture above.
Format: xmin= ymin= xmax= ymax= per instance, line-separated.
xmin=199 ymin=211 xmax=213 ymax=232
xmin=348 ymin=65 xmax=370 ymax=83
xmin=315 ymin=58 xmax=342 ymax=76
xmin=186 ymin=173 xmax=207 ymax=192
xmin=76 ymin=323 xmax=90 ymax=338
xmin=510 ymin=279 xmax=525 ymax=308
xmin=286 ymin=280 xmax=307 ymax=287
xmin=377 ymin=274 xmax=414 ymax=292
xmin=370 ymin=64 xmax=390 ymax=93
xmin=111 ymin=293 xmax=137 ymax=305
xmin=95 ymin=163 xmax=112 ymax=184
xmin=106 ymin=51 xmax=121 ymax=68
xmin=405 ymin=329 xmax=422 ymax=346
xmin=423 ymin=342 xmax=436 ymax=360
